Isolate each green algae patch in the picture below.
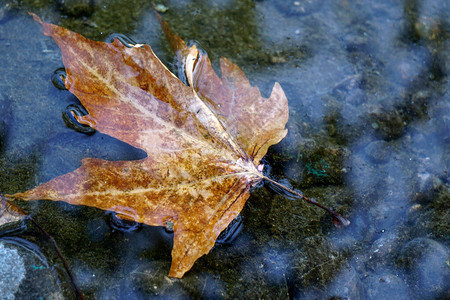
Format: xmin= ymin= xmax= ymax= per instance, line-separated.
xmin=301 ymin=146 xmax=347 ymax=187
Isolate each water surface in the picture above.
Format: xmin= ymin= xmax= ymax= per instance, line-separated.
xmin=0 ymin=0 xmax=448 ymax=298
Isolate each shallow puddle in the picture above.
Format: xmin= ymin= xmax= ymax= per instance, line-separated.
xmin=0 ymin=0 xmax=448 ymax=299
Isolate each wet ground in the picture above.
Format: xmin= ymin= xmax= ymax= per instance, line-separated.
xmin=0 ymin=0 xmax=449 ymax=299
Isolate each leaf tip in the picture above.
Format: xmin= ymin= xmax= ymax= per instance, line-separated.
xmin=28 ymin=12 xmax=43 ymax=24
xmin=332 ymin=214 xmax=351 ymax=228
xmin=154 ymin=6 xmax=186 ymax=54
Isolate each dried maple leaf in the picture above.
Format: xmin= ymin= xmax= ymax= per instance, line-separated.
xmin=7 ymin=13 xmax=288 ymax=278
xmin=5 ymin=13 xmax=348 ymax=278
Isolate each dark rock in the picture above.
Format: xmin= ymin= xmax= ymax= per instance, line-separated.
xmin=397 ymin=238 xmax=450 ymax=299
xmin=366 ymin=231 xmax=401 ymax=270
xmin=364 ymin=270 xmax=410 ymax=300
xmin=371 ymin=109 xmax=406 ymax=141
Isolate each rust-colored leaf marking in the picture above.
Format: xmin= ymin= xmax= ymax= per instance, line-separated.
xmin=6 ymin=13 xmax=289 ymax=278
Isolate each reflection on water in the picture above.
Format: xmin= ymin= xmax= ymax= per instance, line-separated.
xmin=0 ymin=0 xmax=448 ymax=298
xmin=106 ymin=211 xmax=143 ymax=233
xmin=62 ymin=104 xmax=97 ymax=135
xmin=51 ymin=67 xmax=68 ymax=90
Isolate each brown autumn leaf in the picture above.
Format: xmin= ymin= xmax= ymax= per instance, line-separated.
xmin=5 ymin=13 xmax=289 ymax=278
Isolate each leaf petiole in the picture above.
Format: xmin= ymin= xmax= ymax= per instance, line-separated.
xmin=259 ymin=175 xmax=351 ymax=228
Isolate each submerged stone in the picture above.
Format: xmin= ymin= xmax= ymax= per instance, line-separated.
xmin=0 ymin=239 xmax=71 ymax=299
xmin=364 ymin=270 xmax=410 ymax=300
xmin=397 ymin=238 xmax=450 ymax=299
xmin=0 ymin=242 xmax=25 ymax=300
